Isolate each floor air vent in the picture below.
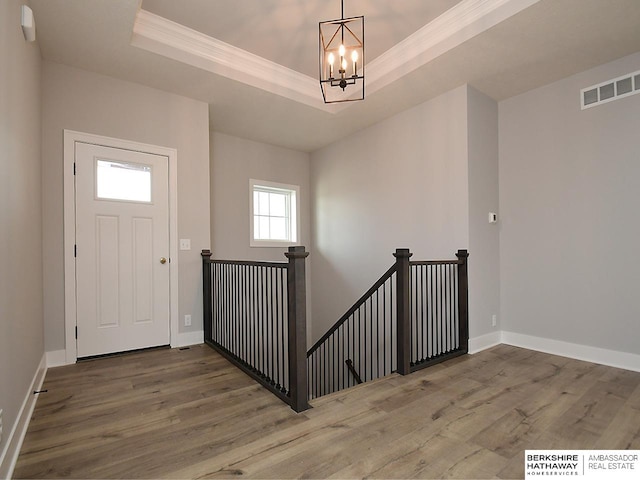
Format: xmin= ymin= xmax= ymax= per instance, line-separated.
xmin=581 ymin=69 xmax=640 ymax=109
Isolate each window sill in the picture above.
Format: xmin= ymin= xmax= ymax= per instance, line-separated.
xmin=250 ymin=240 xmax=299 ymax=248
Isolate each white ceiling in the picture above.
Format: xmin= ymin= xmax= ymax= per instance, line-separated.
xmin=29 ymin=0 xmax=640 ymax=152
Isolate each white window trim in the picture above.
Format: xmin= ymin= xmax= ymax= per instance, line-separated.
xmin=250 ymin=179 xmax=300 ymax=248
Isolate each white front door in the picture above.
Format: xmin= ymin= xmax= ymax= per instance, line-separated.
xmin=75 ymin=142 xmax=170 ymax=357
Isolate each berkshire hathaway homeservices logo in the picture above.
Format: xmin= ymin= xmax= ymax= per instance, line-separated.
xmin=525 ymin=450 xmax=639 ymax=479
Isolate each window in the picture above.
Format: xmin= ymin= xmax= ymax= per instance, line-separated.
xmin=250 ymin=179 xmax=299 ymax=247
xmin=96 ymin=158 xmax=152 ymax=203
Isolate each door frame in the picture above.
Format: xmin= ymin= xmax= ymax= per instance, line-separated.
xmin=63 ymin=130 xmax=179 ymax=364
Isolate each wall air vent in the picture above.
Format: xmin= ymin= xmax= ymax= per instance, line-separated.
xmin=581 ymin=69 xmax=640 ymax=109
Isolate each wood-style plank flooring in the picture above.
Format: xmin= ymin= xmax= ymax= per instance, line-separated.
xmin=14 ymin=344 xmax=640 ymax=479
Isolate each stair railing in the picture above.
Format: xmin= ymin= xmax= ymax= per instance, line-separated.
xmin=307 ymin=248 xmax=468 ymax=399
xmin=408 ymin=250 xmax=469 ymax=371
xmin=201 ymin=246 xmax=309 ymax=412
xmin=202 ymin=246 xmax=468 ymax=407
xmin=307 ymin=263 xmax=397 ymax=399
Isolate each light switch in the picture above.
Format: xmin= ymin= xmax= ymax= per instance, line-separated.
xmin=179 ymin=239 xmax=191 ymax=251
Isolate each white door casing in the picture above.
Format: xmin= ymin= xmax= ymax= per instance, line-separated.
xmin=63 ymin=131 xmax=179 ymax=363
xmin=75 ymin=143 xmax=169 ymax=357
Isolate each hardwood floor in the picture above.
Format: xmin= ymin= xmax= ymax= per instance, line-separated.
xmin=14 ymin=344 xmax=640 ymax=479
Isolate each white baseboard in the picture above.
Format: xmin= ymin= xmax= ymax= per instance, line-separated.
xmin=173 ymin=330 xmax=204 ymax=348
xmin=501 ymin=331 xmax=640 ymax=373
xmin=0 ymin=354 xmax=47 ymax=480
xmin=46 ymin=349 xmax=67 ymax=368
xmin=468 ymin=331 xmax=502 ymax=354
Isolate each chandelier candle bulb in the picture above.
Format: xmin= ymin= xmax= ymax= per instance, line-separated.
xmin=352 ymin=50 xmax=358 ymax=76
xmin=328 ymin=52 xmax=334 ymax=78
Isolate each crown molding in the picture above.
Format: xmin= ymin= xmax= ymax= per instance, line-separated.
xmin=131 ymin=0 xmax=540 ymax=110
xmin=366 ymin=0 xmax=540 ymax=95
xmin=131 ymin=9 xmax=333 ymax=113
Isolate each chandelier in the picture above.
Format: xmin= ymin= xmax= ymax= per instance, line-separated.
xmin=319 ymin=0 xmax=365 ymax=103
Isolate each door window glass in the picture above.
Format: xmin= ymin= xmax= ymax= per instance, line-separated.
xmin=96 ymin=159 xmax=152 ymax=203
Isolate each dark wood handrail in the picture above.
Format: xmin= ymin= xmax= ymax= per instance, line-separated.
xmin=306 ymin=263 xmax=397 ymax=356
xmin=204 ymin=258 xmax=287 ymax=269
xmin=409 ymin=259 xmax=463 ymax=266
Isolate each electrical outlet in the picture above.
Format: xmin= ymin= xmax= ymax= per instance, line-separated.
xmin=179 ymin=239 xmax=191 ymax=251
xmin=184 ymin=314 xmax=192 ymax=327
xmin=492 ymin=314 xmax=497 ymax=327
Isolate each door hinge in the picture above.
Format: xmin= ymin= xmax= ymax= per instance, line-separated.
xmin=74 ymin=244 xmax=77 ymax=257
xmin=73 ymin=162 xmax=76 ymax=175
xmin=75 ymin=326 xmax=78 ymax=339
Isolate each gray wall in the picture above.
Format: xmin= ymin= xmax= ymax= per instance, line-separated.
xmin=467 ymin=87 xmax=500 ymax=339
xmin=310 ymin=85 xmax=471 ymax=342
xmin=0 ymin=0 xmax=44 ymax=467
xmin=209 ymin=131 xmax=311 ymax=262
xmin=42 ymin=61 xmax=210 ymax=351
xmin=209 ymin=132 xmax=312 ymax=340
xmin=499 ymin=52 xmax=640 ymax=354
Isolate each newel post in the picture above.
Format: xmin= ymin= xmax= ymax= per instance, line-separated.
xmin=394 ymin=248 xmax=413 ymax=375
xmin=456 ymin=250 xmax=469 ymax=353
xmin=285 ymin=246 xmax=310 ymax=412
xmin=201 ymin=250 xmax=213 ymax=344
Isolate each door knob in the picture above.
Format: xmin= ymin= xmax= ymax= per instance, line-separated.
xmin=160 ymin=257 xmax=167 ymax=264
